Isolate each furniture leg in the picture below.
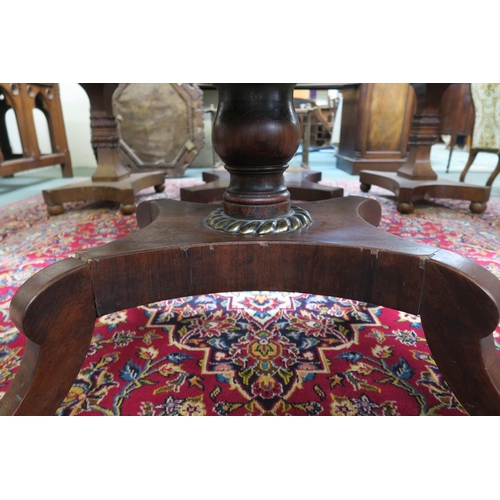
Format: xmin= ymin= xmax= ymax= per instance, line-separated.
xmin=445 ymin=133 xmax=457 ymax=172
xmin=459 ymin=150 xmax=478 ymax=182
xmin=486 ymin=154 xmax=500 ymax=187
xmin=420 ymin=252 xmax=500 ymax=413
xmin=0 ymin=259 xmax=96 ymax=416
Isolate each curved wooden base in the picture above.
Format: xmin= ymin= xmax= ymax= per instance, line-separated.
xmin=2 ymin=196 xmax=500 ymax=415
xmin=42 ymin=171 xmax=166 ymax=215
xmin=359 ymin=170 xmax=491 ymax=214
xmin=180 ymin=168 xmax=344 ymax=204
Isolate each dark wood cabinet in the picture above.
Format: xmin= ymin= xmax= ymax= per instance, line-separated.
xmin=336 ymin=83 xmax=416 ymax=175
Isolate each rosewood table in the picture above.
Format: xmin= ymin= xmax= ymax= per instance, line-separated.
xmin=359 ymin=83 xmax=491 ymax=214
xmin=2 ymin=83 xmax=500 ymax=416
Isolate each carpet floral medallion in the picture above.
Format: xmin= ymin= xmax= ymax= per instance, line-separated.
xmin=1 ymin=178 xmax=499 ymax=415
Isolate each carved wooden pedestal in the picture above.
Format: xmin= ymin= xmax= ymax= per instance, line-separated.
xmin=42 ymin=84 xmax=165 ymax=215
xmin=359 ymin=83 xmax=491 ymax=214
xmin=2 ymin=83 xmax=500 ymax=416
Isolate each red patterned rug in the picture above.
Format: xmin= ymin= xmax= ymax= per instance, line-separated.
xmin=1 ymin=177 xmax=499 ymax=416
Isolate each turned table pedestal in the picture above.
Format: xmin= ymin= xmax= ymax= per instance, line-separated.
xmin=2 ymin=83 xmax=500 ymax=416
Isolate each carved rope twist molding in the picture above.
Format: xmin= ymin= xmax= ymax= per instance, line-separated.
xmin=205 ymin=206 xmax=313 ymax=235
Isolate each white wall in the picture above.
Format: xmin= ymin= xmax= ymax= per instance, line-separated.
xmin=58 ymin=83 xmax=97 ymax=168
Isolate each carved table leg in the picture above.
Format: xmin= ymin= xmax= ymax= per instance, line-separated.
xmin=2 ymin=83 xmax=500 ymax=416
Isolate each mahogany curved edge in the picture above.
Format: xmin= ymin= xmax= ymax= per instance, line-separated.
xmin=409 ymin=183 xmax=491 ymax=204
xmin=89 ymin=197 xmax=500 ymax=415
xmin=42 ymin=172 xmax=166 ymax=207
xmin=137 ymin=196 xmax=381 ymax=231
xmin=3 ymin=197 xmax=500 ymax=415
xmin=129 ymin=171 xmax=165 ymax=192
xmin=420 ymin=250 xmax=500 ymax=415
xmin=42 ymin=182 xmax=135 ymax=206
xmin=286 ymin=182 xmax=343 ymax=201
xmin=180 ymin=180 xmax=343 ymax=204
xmin=359 ymin=171 xmax=491 ymax=204
xmin=0 ymin=258 xmax=97 ymax=415
xmin=200 ymin=168 xmax=324 ymax=184
xmin=180 ymin=181 xmax=227 ymax=204
xmin=180 ymin=168 xmax=343 ymax=204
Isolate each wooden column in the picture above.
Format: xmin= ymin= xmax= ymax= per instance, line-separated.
xmin=180 ymin=84 xmax=343 ymax=211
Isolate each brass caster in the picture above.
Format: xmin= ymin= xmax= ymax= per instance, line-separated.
xmin=154 ymin=184 xmax=165 ymax=193
xmin=360 ymin=183 xmax=371 ymax=193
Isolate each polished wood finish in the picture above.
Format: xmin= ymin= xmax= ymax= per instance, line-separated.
xmin=42 ymin=84 xmax=165 ymax=215
xmin=2 ymin=83 xmax=500 ymax=416
xmin=336 ymin=83 xmax=415 ymax=175
xmin=113 ymin=83 xmax=205 ymax=177
xmin=0 ymin=83 xmax=72 ymax=178
xmin=212 ymin=83 xmax=302 ymax=220
xmin=359 ymin=83 xmax=491 ymax=214
xmin=0 ymin=259 xmax=96 ymax=415
xmin=182 ymin=84 xmax=342 ymax=205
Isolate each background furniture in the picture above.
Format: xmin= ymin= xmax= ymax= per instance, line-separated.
xmin=438 ymin=83 xmax=474 ymax=171
xmin=3 ymin=83 xmax=500 ymax=416
xmin=42 ymin=84 xmax=165 ymax=215
xmin=0 ymin=83 xmax=72 ymax=178
xmin=113 ymin=83 xmax=205 ymax=178
xmin=460 ymin=83 xmax=500 ymax=187
xmin=359 ymin=83 xmax=491 ymax=214
xmin=297 ymin=99 xmax=338 ymax=147
xmin=294 ymin=97 xmax=339 ymax=168
xmin=336 ymin=83 xmax=415 ymax=175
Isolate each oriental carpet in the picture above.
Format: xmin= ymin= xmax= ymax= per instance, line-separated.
xmin=1 ymin=178 xmax=499 ymax=416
